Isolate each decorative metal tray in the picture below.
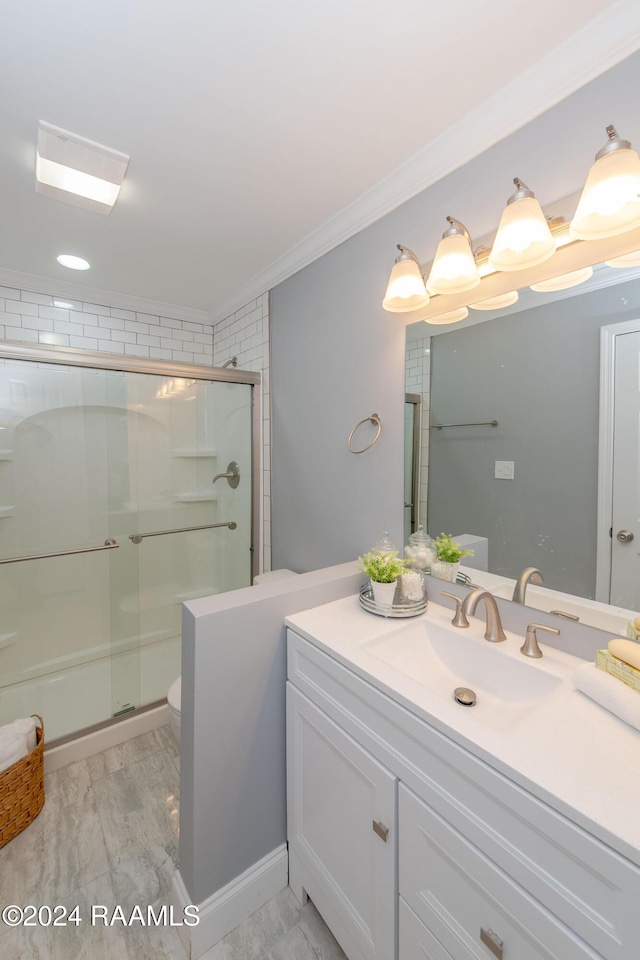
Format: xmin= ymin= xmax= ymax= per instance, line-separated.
xmin=359 ymin=583 xmax=427 ymax=618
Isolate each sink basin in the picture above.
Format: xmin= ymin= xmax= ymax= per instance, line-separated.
xmin=364 ymin=617 xmax=563 ymax=729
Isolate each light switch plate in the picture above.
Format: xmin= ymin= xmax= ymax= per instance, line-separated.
xmin=495 ymin=460 xmax=514 ymax=480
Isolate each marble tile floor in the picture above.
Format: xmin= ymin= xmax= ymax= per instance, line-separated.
xmin=0 ymin=724 xmax=346 ymax=960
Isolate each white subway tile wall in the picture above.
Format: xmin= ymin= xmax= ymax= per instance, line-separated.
xmin=405 ymin=334 xmax=431 ymax=531
xmin=213 ymin=293 xmax=271 ymax=573
xmin=0 ymin=283 xmax=272 ymax=574
xmin=0 ymin=285 xmax=213 ymax=365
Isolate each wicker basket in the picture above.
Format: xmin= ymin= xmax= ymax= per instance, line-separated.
xmin=0 ymin=715 xmax=45 ymax=850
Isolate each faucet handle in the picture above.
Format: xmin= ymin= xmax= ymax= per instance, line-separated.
xmin=441 ymin=591 xmax=469 ymax=628
xmin=521 ymin=622 xmax=560 ymax=659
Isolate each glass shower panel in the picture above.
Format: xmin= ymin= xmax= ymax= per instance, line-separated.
xmin=0 ymin=356 xmax=256 ymax=742
xmin=123 ymin=374 xmax=253 ymax=708
xmin=0 ymin=360 xmax=136 ymax=739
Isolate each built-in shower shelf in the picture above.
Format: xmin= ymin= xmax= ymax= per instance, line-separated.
xmin=173 ymin=493 xmax=219 ymax=502
xmin=0 ymin=450 xmax=14 ymax=460
xmin=0 ymin=506 xmax=15 ymax=518
xmin=171 ymin=448 xmax=218 ymax=458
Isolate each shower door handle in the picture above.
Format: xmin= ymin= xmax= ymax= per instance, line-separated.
xmin=0 ymin=538 xmax=119 ymax=564
xmin=129 ymin=521 xmax=237 ymax=543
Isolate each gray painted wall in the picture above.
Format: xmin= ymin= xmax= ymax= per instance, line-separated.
xmin=428 ymin=278 xmax=640 ymax=598
xmin=270 ymin=236 xmax=407 ymax=572
xmin=270 ymin=51 xmax=640 ymax=573
xmin=179 ymin=562 xmax=363 ymax=905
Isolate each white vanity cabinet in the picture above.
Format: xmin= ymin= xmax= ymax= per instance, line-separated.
xmin=286 ymin=625 xmax=640 ymax=960
xmin=286 ymin=683 xmax=397 ymax=960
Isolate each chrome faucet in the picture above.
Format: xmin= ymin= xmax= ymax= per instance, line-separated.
xmin=512 ymin=567 xmax=543 ymax=604
xmin=460 ymin=589 xmax=507 ymax=643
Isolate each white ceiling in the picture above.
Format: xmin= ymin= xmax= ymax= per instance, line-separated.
xmin=0 ymin=0 xmax=638 ymax=319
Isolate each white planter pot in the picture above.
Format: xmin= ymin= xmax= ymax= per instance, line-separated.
xmin=430 ymin=559 xmax=460 ymax=582
xmin=370 ymin=579 xmax=398 ymax=605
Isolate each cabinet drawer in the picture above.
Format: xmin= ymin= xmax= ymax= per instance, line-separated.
xmin=400 ymin=897 xmax=454 ymax=960
xmin=288 ymin=630 xmax=640 ymax=957
xmin=399 ymin=784 xmax=593 ymax=960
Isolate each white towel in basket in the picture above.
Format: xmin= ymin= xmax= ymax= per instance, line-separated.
xmin=8 ymin=718 xmax=37 ymax=752
xmin=0 ymin=731 xmax=28 ymax=774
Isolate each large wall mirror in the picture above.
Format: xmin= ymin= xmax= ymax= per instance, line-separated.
xmin=405 ymin=261 xmax=640 ymax=632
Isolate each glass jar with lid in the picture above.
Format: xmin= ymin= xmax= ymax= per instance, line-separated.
xmin=404 ymin=525 xmax=436 ymax=572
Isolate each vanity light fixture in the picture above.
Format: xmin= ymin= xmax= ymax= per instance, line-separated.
xmin=426 ymin=218 xmax=480 ymax=296
xmin=382 ymin=245 xmax=430 ymax=312
xmin=56 ymin=254 xmax=90 ymax=271
xmin=469 ymin=291 xmax=519 ymax=311
xmin=605 ymin=248 xmax=640 ymax=268
xmin=424 ymin=307 xmax=469 ymax=325
xmin=530 ymin=266 xmax=593 ymax=292
xmin=36 ymin=121 xmax=129 ymax=216
xmin=488 ymin=179 xmax=556 ymax=272
xmin=570 ymin=125 xmax=640 ymax=241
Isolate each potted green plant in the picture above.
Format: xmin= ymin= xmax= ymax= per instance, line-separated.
xmin=430 ymin=533 xmax=474 ymax=582
xmin=357 ymin=548 xmax=411 ymax=605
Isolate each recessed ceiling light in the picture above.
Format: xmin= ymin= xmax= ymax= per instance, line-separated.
xmin=57 ymin=254 xmax=90 ymax=271
xmin=36 ymin=121 xmax=129 ymax=216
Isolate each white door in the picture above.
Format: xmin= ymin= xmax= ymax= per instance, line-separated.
xmin=610 ymin=329 xmax=640 ymax=608
xmin=287 ymin=683 xmax=397 ymax=960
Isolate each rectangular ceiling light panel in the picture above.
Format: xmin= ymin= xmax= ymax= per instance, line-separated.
xmin=36 ymin=121 xmax=130 ymax=215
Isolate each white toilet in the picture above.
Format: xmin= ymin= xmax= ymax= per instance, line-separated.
xmin=166 ymin=570 xmax=298 ymax=744
xmin=167 ymin=676 xmax=181 ymax=743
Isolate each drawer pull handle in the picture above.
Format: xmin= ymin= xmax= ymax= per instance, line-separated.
xmin=372 ymin=820 xmax=389 ymax=842
xmin=480 ymin=928 xmax=503 ymax=960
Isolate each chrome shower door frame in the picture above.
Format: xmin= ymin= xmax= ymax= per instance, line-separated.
xmin=0 ymin=341 xmax=262 ymax=582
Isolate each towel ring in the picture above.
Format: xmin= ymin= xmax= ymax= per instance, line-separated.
xmin=348 ymin=413 xmax=382 ymax=454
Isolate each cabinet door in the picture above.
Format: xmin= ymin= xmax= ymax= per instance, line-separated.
xmin=287 ymin=683 xmax=397 ymax=960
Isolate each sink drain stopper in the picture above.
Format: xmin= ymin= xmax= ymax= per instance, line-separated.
xmin=454 ymin=687 xmax=477 ymax=706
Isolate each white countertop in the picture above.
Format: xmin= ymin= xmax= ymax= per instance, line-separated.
xmin=286 ymin=593 xmax=640 ymax=867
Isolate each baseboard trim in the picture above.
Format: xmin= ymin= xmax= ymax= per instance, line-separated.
xmin=172 ymin=844 xmax=288 ymax=959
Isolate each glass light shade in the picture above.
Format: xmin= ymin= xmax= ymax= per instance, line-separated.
xmin=382 ymin=258 xmax=429 ymax=312
xmin=427 ymin=234 xmax=480 ymax=295
xmin=530 ymin=266 xmax=593 ymax=292
xmin=469 ymin=291 xmax=519 ymax=311
xmin=570 ymin=147 xmax=640 ymax=240
xmin=488 ymin=196 xmax=556 ymax=271
xmin=605 ymin=248 xmax=640 ymax=268
xmin=424 ymin=307 xmax=469 ymax=325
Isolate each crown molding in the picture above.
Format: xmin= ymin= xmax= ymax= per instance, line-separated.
xmin=0 ymin=266 xmax=211 ymax=325
xmin=210 ymin=0 xmax=640 ymax=324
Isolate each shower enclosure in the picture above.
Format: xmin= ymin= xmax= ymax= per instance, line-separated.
xmin=0 ymin=344 xmax=260 ymax=742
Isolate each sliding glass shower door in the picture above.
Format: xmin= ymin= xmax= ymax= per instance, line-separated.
xmin=0 ymin=355 xmax=255 ymax=741
xmin=109 ymin=371 xmax=253 ymax=717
